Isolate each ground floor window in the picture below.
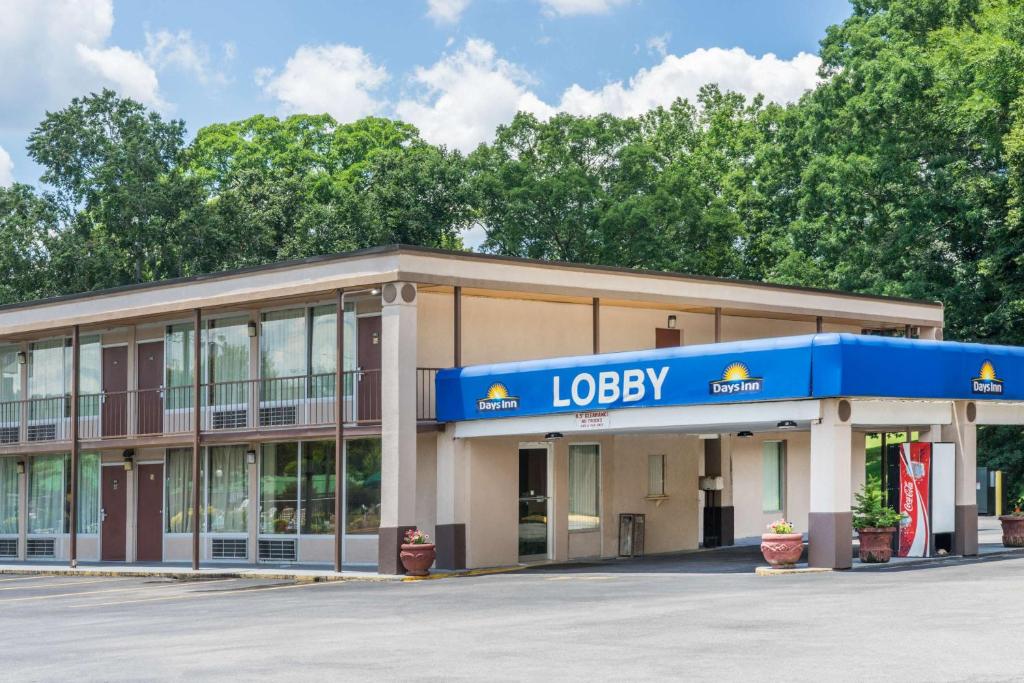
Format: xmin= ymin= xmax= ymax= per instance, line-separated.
xmin=301 ymin=441 xmax=335 ymax=535
xmin=207 ymin=445 xmax=247 ymax=533
xmin=25 ymin=453 xmax=99 ymax=534
xmin=568 ymin=444 xmax=600 ymax=531
xmin=648 ymin=454 xmax=666 ymax=497
xmin=762 ymin=441 xmax=786 ymax=513
xmin=260 ymin=443 xmax=299 ymax=534
xmin=0 ymin=456 xmax=19 ymax=534
xmin=166 ymin=448 xmax=203 ymax=533
xmin=345 ymin=439 xmax=381 ymax=535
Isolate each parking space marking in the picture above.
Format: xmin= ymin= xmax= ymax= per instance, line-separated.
xmin=0 ymin=575 xmax=47 ymax=583
xmin=0 ymin=578 xmax=215 ymax=604
xmin=70 ymin=578 xmax=330 ymax=608
xmin=0 ymin=578 xmax=124 ymax=591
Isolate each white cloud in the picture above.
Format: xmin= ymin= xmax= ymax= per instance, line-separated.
xmin=538 ymin=0 xmax=632 ymax=17
xmin=257 ymin=44 xmax=389 ymax=121
xmin=395 ymin=40 xmax=819 ymax=152
xmin=557 ymin=48 xmax=821 ymax=118
xmin=395 ymin=39 xmax=553 ymax=152
xmin=0 ymin=0 xmax=166 ymax=124
xmin=0 ymin=146 xmax=13 ymax=187
xmin=144 ymin=29 xmax=228 ymax=86
xmin=646 ymin=33 xmax=670 ymax=58
xmin=426 ymin=0 xmax=471 ymax=24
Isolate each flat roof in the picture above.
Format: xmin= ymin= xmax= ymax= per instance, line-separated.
xmin=436 ymin=333 xmax=1022 ymax=422
xmin=0 ymin=244 xmax=941 ymax=313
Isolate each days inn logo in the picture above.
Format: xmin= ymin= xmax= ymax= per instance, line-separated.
xmin=477 ymin=382 xmax=520 ymax=412
xmin=972 ymin=360 xmax=1004 ymax=395
xmin=709 ymin=362 xmax=764 ymax=396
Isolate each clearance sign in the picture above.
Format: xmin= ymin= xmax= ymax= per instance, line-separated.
xmin=435 ymin=333 xmax=1024 ymax=423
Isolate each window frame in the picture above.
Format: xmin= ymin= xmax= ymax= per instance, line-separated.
xmin=761 ymin=440 xmax=786 ymax=514
xmin=647 ymin=453 xmax=666 ymax=498
xmin=567 ymin=442 xmax=601 ymax=533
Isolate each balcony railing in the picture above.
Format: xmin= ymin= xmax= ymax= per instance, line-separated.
xmin=0 ymin=368 xmax=441 ymax=447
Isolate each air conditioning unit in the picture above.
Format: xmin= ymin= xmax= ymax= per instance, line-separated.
xmin=258 ymin=539 xmax=297 ymax=563
xmin=0 ymin=539 xmax=17 ymax=558
xmin=27 ymin=424 xmax=57 ymax=442
xmin=27 ymin=538 xmax=55 ymax=558
xmin=259 ymin=405 xmax=297 ymax=427
xmin=0 ymin=426 xmax=18 ymax=444
xmin=211 ymin=538 xmax=248 ymax=560
xmin=211 ymin=409 xmax=247 ymax=430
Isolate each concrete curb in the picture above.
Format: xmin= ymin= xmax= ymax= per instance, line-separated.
xmin=403 ymin=565 xmax=529 ymax=581
xmin=0 ymin=567 xmax=399 ymax=583
xmin=755 ymin=566 xmax=832 ymax=576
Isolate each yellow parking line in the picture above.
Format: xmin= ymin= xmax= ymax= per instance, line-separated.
xmin=72 ymin=579 xmax=327 ymax=608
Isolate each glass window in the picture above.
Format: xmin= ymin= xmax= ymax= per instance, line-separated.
xmin=166 ymin=448 xmax=203 ymax=532
xmin=260 ymin=442 xmax=299 ymax=534
xmin=28 ymin=454 xmax=64 ymax=534
xmin=28 ymin=339 xmax=66 ymax=421
xmin=165 ymin=324 xmax=195 ymax=410
xmin=648 ymin=454 xmax=665 ymax=497
xmin=345 ymin=438 xmax=381 ymax=535
xmin=77 ymin=337 xmax=102 ymax=418
xmin=310 ymin=306 xmax=335 ymax=399
xmin=207 ymin=445 xmax=248 ymax=533
xmin=762 ymin=441 xmax=785 ymax=513
xmin=301 ymin=441 xmax=336 ymax=535
xmin=0 ymin=457 xmax=18 ymax=535
xmin=207 ymin=317 xmax=250 ymax=407
xmin=261 ymin=309 xmax=307 ymax=401
xmin=0 ymin=347 xmax=20 ymax=403
xmin=568 ymin=444 xmax=600 ymax=531
xmin=76 ymin=452 xmax=100 ymax=534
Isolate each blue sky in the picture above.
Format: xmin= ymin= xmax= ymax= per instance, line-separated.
xmin=0 ymin=0 xmax=852 ymax=187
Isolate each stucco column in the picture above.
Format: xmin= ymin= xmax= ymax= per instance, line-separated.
xmin=809 ymin=399 xmax=853 ymax=569
xmin=17 ymin=464 xmax=26 ymax=561
xmin=378 ymin=282 xmax=418 ymax=574
xmin=941 ymin=401 xmax=978 ymax=556
xmin=702 ymin=435 xmax=734 ymax=547
xmin=435 ymin=425 xmax=468 ymax=569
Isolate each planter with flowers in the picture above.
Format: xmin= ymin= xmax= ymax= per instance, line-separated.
xmin=853 ymin=484 xmax=902 ymax=563
xmin=400 ymin=528 xmax=436 ymax=576
xmin=760 ymin=519 xmax=804 ymax=567
xmin=999 ymin=497 xmax=1024 ymax=548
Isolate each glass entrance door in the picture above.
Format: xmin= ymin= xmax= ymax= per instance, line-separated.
xmin=518 ymin=446 xmax=550 ymax=560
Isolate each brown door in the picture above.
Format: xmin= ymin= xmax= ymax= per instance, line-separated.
xmin=136 ymin=463 xmax=163 ymax=562
xmin=137 ymin=342 xmax=164 ymax=435
xmin=101 ymin=466 xmax=127 ymax=561
xmin=655 ymin=328 xmax=681 ymax=349
xmin=357 ymin=316 xmax=382 ymax=422
xmin=102 ymin=346 xmax=128 ymax=437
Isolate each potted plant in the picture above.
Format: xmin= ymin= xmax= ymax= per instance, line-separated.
xmin=760 ymin=519 xmax=804 ymax=567
xmin=999 ymin=497 xmax=1024 ymax=547
xmin=853 ymin=484 xmax=903 ymax=563
xmin=399 ymin=528 xmax=436 ymax=576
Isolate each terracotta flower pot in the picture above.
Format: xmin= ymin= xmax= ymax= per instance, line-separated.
xmin=857 ymin=527 xmax=896 ymax=563
xmin=760 ymin=533 xmax=804 ymax=567
xmin=400 ymin=543 xmax=436 ymax=576
xmin=999 ymin=516 xmax=1024 ymax=547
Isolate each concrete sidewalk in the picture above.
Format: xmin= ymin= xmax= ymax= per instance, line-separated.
xmin=0 ymin=561 xmax=397 ymax=582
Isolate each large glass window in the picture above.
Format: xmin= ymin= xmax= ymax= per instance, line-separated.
xmin=165 ymin=324 xmax=195 ymax=410
xmin=207 ymin=317 xmax=250 ymax=407
xmin=648 ymin=454 xmax=666 ymax=497
xmin=762 ymin=441 xmax=785 ymax=513
xmin=301 ymin=441 xmax=336 ymax=535
xmin=28 ymin=454 xmax=64 ymax=534
xmin=77 ymin=338 xmax=101 ymax=418
xmin=207 ymin=446 xmax=248 ymax=533
xmin=76 ymin=452 xmax=100 ymax=534
xmin=28 ymin=339 xmax=65 ymax=421
xmin=261 ymin=309 xmax=307 ymax=401
xmin=345 ymin=438 xmax=381 ymax=535
xmin=568 ymin=444 xmax=600 ymax=531
xmin=0 ymin=347 xmax=20 ymax=402
xmin=0 ymin=457 xmax=18 ymax=535
xmin=166 ymin=448 xmax=203 ymax=533
xmin=260 ymin=443 xmax=299 ymax=534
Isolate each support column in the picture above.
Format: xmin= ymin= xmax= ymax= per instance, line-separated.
xmin=714 ymin=308 xmax=722 ymax=343
xmin=592 ymin=297 xmax=600 ymax=354
xmin=942 ymin=401 xmax=978 ymax=556
xmin=435 ymin=424 xmax=468 ymax=569
xmin=333 ymin=289 xmax=345 ymax=572
xmin=378 ymin=282 xmax=418 ymax=574
xmin=809 ymin=399 xmax=853 ymax=569
xmin=69 ymin=325 xmax=79 ymax=568
xmin=702 ymin=436 xmax=734 ymax=547
xmin=191 ymin=308 xmax=201 ymax=571
xmin=453 ymin=286 xmax=461 ymax=367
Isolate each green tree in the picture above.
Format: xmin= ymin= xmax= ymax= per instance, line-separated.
xmin=0 ymin=184 xmax=58 ymax=304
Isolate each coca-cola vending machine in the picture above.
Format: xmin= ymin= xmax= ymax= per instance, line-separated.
xmin=884 ymin=441 xmax=956 ymax=557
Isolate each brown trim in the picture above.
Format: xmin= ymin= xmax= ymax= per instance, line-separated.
xmin=334 ymin=288 xmax=344 ymax=573
xmin=816 ymin=316 xmax=824 ymax=333
xmin=954 ymin=504 xmax=978 ymax=556
xmin=714 ymin=307 xmax=722 ymax=343
xmin=378 ymin=525 xmax=415 ymax=575
xmin=69 ymin=325 xmax=80 ymax=568
xmin=808 ymin=511 xmax=853 ymax=569
xmin=435 ymin=523 xmax=466 ymax=569
xmin=592 ymin=297 xmax=600 ymax=354
xmin=453 ymin=285 xmax=462 ymax=367
xmin=0 ymin=244 xmax=943 ymax=316
xmin=191 ymin=308 xmax=201 ymax=571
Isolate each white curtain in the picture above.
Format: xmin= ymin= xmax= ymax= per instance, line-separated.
xmin=260 ymin=309 xmax=306 ymax=401
xmin=208 ymin=317 xmax=250 ymax=406
xmin=568 ymin=445 xmax=600 ymax=531
xmin=28 ymin=454 xmax=63 ymax=534
xmin=762 ymin=442 xmax=784 ymax=513
xmin=208 ymin=446 xmax=247 ymax=532
xmin=77 ymin=452 xmax=100 ymax=534
xmin=166 ymin=448 xmax=201 ymax=533
xmin=0 ymin=457 xmax=18 ymax=535
xmin=165 ymin=324 xmax=195 ymax=410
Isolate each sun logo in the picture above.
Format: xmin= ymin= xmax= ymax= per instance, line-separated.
xmin=710 ymin=361 xmax=763 ymax=396
xmin=972 ymin=360 xmax=1003 ymax=395
xmin=722 ymin=362 xmax=751 ymax=382
xmin=478 ymin=382 xmax=520 ymax=412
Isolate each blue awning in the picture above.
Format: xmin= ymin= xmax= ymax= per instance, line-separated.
xmin=435 ymin=333 xmax=1024 ymax=423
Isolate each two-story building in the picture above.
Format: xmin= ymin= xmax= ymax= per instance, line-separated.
xmin=2 ymin=244 xmax=1004 ymax=574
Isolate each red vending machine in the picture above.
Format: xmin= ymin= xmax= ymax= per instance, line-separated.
xmin=884 ymin=441 xmax=956 ymax=558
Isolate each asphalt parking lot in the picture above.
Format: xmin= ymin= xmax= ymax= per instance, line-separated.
xmin=4 ymin=548 xmax=1024 ymax=682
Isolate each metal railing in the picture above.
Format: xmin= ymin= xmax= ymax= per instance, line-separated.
xmin=0 ymin=367 xmax=440 ymax=446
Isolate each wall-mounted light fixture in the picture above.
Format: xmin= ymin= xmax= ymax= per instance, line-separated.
xmin=777 ymin=420 xmax=797 ymax=430
xmin=737 ymin=430 xmax=754 ymax=438
xmin=246 ymin=449 xmax=257 ymax=465
xmin=247 ymin=321 xmax=258 ymax=338
xmin=16 ymin=461 xmax=25 ymax=475
xmin=667 ymin=315 xmax=677 ymax=330
xmin=544 ymin=432 xmax=563 ymax=440
xmin=370 ymin=288 xmax=381 ymax=296
xmin=16 ymin=351 xmax=27 ymax=365
xmin=122 ymin=449 xmax=135 ymax=471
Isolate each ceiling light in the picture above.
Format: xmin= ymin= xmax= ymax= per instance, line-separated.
xmin=777 ymin=420 xmax=797 ymax=430
xmin=737 ymin=430 xmax=754 ymax=438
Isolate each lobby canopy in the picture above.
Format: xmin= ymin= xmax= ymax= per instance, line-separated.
xmin=436 ymin=333 xmax=1024 ymax=423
